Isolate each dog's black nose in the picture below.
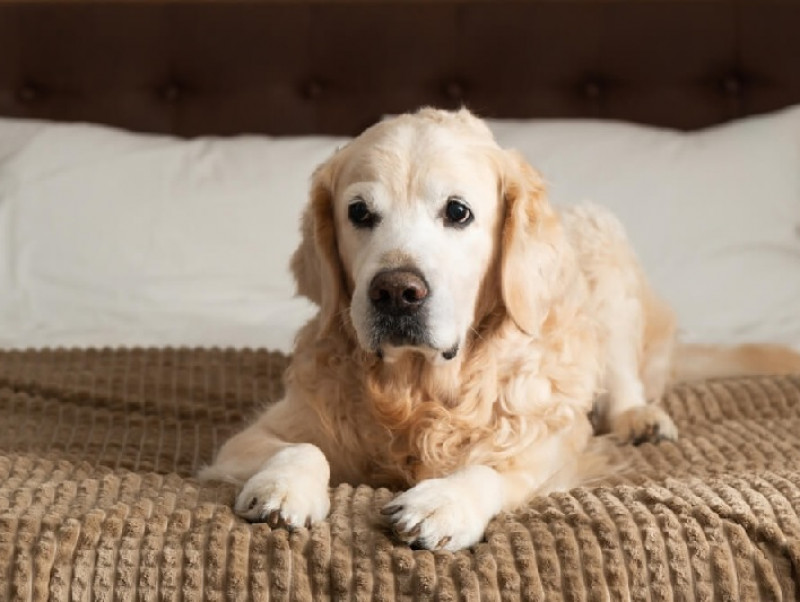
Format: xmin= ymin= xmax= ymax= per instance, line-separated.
xmin=369 ymin=269 xmax=429 ymax=315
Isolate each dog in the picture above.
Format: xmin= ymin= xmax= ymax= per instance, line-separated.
xmin=200 ymin=107 xmax=799 ymax=551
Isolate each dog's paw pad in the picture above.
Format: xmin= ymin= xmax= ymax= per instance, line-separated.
xmin=611 ymin=405 xmax=678 ymax=445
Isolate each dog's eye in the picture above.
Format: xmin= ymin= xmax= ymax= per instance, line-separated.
xmin=348 ymin=200 xmax=378 ymax=229
xmin=444 ymin=197 xmax=473 ymax=227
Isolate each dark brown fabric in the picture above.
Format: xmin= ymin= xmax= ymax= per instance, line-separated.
xmin=1 ymin=1 xmax=799 ymax=136
xmin=1 ymin=347 xmax=800 ymax=599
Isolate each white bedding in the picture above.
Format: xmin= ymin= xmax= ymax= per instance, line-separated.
xmin=0 ymin=107 xmax=798 ymax=352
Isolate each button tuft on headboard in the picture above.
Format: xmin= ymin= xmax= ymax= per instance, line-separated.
xmin=581 ymin=78 xmax=604 ymax=100
xmin=16 ymin=84 xmax=42 ymax=104
xmin=159 ymin=82 xmax=183 ymax=103
xmin=443 ymin=80 xmax=466 ymax=102
xmin=302 ymin=80 xmax=325 ymax=100
xmin=719 ymin=73 xmax=745 ymax=98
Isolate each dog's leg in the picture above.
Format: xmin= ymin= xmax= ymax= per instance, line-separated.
xmin=382 ymin=426 xmax=592 ymax=551
xmin=198 ymin=399 xmax=331 ymax=529
xmin=601 ymin=302 xmax=677 ymax=445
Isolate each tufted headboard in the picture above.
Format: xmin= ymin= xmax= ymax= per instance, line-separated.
xmin=0 ymin=0 xmax=799 ymax=137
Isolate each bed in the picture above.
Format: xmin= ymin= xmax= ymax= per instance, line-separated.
xmin=1 ymin=1 xmax=800 ymax=599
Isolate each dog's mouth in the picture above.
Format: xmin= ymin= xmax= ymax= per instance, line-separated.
xmin=369 ymin=315 xmax=459 ymax=362
xmin=370 ymin=313 xmax=429 ymax=349
xmin=376 ymin=344 xmax=460 ymax=363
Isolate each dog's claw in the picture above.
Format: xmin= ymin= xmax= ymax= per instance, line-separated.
xmin=632 ymin=422 xmax=661 ymax=446
xmin=611 ymin=405 xmax=677 ymax=446
xmin=381 ymin=504 xmax=402 ymax=516
xmin=400 ymin=524 xmax=421 ymax=541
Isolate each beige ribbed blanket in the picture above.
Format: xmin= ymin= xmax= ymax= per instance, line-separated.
xmin=1 ymin=348 xmax=799 ymax=600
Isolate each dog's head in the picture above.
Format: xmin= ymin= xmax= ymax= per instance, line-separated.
xmin=291 ymin=108 xmax=567 ymax=363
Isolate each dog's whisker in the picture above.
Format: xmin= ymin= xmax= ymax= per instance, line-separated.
xmin=469 ymin=327 xmax=484 ymax=342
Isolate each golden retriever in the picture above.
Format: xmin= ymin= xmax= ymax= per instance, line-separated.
xmin=200 ymin=108 xmax=800 ymax=551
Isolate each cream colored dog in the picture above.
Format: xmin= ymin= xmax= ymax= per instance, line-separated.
xmin=201 ymin=108 xmax=794 ymax=551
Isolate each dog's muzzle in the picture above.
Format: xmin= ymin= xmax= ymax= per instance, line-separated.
xmin=368 ymin=268 xmax=430 ymax=348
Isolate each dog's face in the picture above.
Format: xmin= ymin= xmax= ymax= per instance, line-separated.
xmin=335 ymin=113 xmax=503 ymax=362
xmin=292 ymin=108 xmax=564 ymax=363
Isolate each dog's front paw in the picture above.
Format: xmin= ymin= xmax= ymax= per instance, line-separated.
xmin=235 ymin=443 xmax=330 ymax=529
xmin=611 ymin=405 xmax=678 ymax=445
xmin=382 ymin=467 xmax=502 ymax=551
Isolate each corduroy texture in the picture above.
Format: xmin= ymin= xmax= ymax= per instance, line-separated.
xmin=1 ymin=348 xmax=800 ymax=600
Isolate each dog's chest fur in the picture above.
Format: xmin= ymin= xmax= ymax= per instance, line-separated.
xmin=289 ymin=314 xmax=602 ymax=489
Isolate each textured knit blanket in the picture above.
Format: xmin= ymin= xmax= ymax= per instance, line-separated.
xmin=1 ymin=348 xmax=799 ymax=601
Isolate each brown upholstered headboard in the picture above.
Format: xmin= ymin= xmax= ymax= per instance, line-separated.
xmin=1 ymin=1 xmax=799 ymax=137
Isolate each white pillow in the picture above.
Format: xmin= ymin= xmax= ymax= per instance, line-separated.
xmin=490 ymin=106 xmax=800 ymax=348
xmin=1 ymin=108 xmax=798 ymax=352
xmin=0 ymin=118 xmax=347 ymax=351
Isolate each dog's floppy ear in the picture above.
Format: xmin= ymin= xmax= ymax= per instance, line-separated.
xmin=500 ymin=151 xmax=571 ymax=336
xmin=291 ymin=159 xmax=346 ymax=336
